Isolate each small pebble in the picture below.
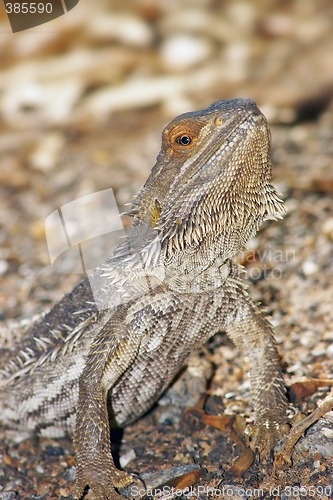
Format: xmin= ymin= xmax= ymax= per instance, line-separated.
xmin=89 ymin=14 xmax=153 ymax=47
xmin=0 ymin=493 xmax=20 ymax=500
xmin=320 ymin=427 xmax=333 ymax=439
xmin=29 ymin=133 xmax=66 ymax=172
xmin=160 ymin=34 xmax=213 ymax=71
xmin=322 ymin=218 xmax=333 ymax=241
xmin=35 ymin=464 xmax=45 ymax=474
xmin=302 ymin=259 xmax=319 ymax=276
xmin=327 ymin=344 xmax=333 ymax=359
xmin=0 ymin=260 xmax=8 ymax=275
xmin=67 ymin=466 xmax=76 ymax=482
xmin=119 ymin=448 xmax=136 ymax=468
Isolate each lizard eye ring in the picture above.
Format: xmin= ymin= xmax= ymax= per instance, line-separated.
xmin=176 ymin=134 xmax=192 ymax=146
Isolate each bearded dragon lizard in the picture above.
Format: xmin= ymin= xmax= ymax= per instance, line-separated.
xmin=0 ymin=99 xmax=289 ymax=499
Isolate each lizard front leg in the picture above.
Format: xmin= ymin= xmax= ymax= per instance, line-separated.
xmin=73 ymin=308 xmax=141 ymax=500
xmin=226 ymin=296 xmax=289 ymax=455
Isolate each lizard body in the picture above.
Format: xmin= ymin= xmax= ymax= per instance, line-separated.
xmin=0 ymin=99 xmax=288 ymax=499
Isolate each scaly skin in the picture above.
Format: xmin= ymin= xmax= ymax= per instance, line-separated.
xmin=0 ymin=99 xmax=288 ymax=499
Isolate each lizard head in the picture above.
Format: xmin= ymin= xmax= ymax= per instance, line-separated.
xmin=130 ymin=99 xmax=285 ymax=268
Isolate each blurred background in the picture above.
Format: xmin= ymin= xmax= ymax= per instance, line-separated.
xmin=0 ymin=0 xmax=333 ymax=496
xmin=1 ymin=0 xmax=332 ymax=316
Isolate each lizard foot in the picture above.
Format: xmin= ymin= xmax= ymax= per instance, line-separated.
xmin=73 ymin=465 xmax=139 ymax=500
xmin=253 ymin=419 xmax=290 ymax=458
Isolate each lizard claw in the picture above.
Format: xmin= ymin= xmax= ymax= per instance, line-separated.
xmin=73 ymin=465 xmax=137 ymax=500
xmin=128 ymin=471 xmax=146 ymax=490
xmin=253 ymin=419 xmax=290 ymax=458
xmin=119 ymin=472 xmax=146 ymax=498
xmin=74 ymin=483 xmax=124 ymax=500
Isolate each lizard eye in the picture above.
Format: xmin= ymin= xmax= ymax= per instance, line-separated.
xmin=164 ymin=121 xmax=199 ymax=153
xmin=176 ymin=134 xmax=192 ymax=146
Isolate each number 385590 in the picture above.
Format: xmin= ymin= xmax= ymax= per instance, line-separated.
xmin=5 ymin=3 xmax=53 ymax=14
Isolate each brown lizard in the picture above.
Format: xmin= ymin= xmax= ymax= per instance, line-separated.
xmin=0 ymin=99 xmax=289 ymax=499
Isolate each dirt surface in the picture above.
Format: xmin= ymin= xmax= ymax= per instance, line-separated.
xmin=0 ymin=1 xmax=333 ymax=499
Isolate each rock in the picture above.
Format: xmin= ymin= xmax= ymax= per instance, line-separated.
xmin=160 ymin=34 xmax=213 ymax=71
